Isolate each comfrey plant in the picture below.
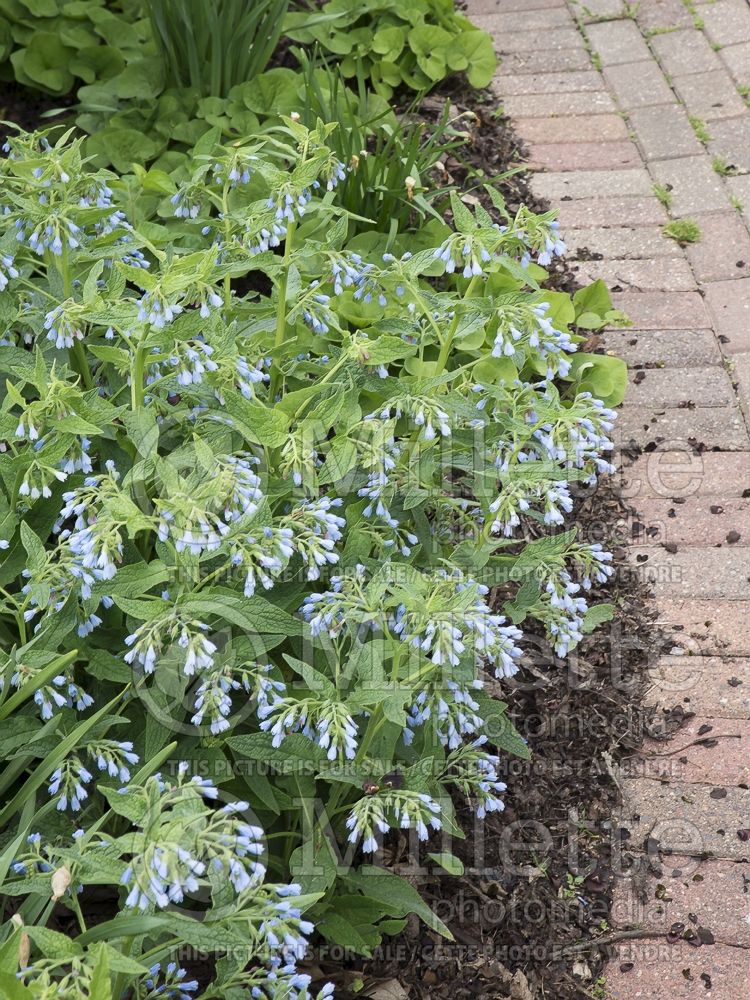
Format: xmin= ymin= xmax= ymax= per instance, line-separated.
xmin=0 ymin=124 xmax=625 ymax=987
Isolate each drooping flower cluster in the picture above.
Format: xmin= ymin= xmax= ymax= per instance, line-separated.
xmin=48 ymin=741 xmax=140 ymax=811
xmin=120 ymin=765 xmax=266 ymax=908
xmin=405 ymin=679 xmax=485 ymax=750
xmin=491 ymin=300 xmax=576 ymax=376
xmin=391 ymin=572 xmax=524 ymax=678
xmin=155 ymin=453 xmax=264 ymax=555
xmin=260 ymin=696 xmax=359 ymax=761
xmin=124 ymin=608 xmax=217 ymax=675
xmin=445 ymin=738 xmax=510 ymax=819
xmin=0 ymin=121 xmax=624 ymax=992
xmin=346 ymin=790 xmax=443 ymax=853
xmin=191 ymin=661 xmax=286 ymax=735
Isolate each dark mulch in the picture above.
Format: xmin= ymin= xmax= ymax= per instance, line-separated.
xmin=0 ymin=81 xmax=73 ymax=142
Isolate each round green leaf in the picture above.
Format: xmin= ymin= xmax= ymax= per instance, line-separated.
xmin=371 ymin=25 xmax=406 ymax=61
xmin=457 ymin=29 xmax=497 ymax=89
xmin=0 ymin=15 xmax=12 ymax=62
xmin=68 ymin=44 xmax=125 ymax=84
xmin=13 ymin=32 xmax=75 ymax=94
xmin=85 ymin=127 xmax=162 ymax=172
xmin=241 ymin=68 xmax=299 ymax=115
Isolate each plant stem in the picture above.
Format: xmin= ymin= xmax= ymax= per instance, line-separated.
xmin=71 ymin=340 xmax=93 ymax=391
xmin=71 ymin=892 xmax=88 ymax=934
xmin=291 ymin=350 xmax=350 ymax=422
xmin=131 ymin=342 xmax=147 ymax=409
xmin=222 ymin=181 xmax=232 ymax=303
xmin=434 ymin=274 xmax=482 ymax=375
xmin=269 ymin=221 xmax=296 ymax=401
xmin=57 ymin=246 xmax=94 ymax=391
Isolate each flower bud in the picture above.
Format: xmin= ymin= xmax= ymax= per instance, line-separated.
xmin=51 ymin=865 xmax=72 ymax=902
xmin=10 ymin=916 xmax=29 ymax=970
xmin=18 ymin=932 xmax=30 ymax=970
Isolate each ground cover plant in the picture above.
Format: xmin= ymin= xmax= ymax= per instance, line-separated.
xmin=0 ymin=0 xmax=497 ymax=176
xmin=0 ymin=0 xmax=494 ymax=99
xmin=0 ymin=114 xmax=626 ymax=996
xmin=0 ymin=1 xmax=630 ymax=995
xmin=0 ymin=0 xmax=148 ymax=96
xmin=284 ymin=0 xmax=496 ymax=98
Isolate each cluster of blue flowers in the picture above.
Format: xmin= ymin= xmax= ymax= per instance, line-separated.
xmin=0 ymin=122 xmax=624 ymax=997
xmin=346 ymin=790 xmax=443 ymax=854
xmin=48 ymin=741 xmax=139 ymax=811
xmin=491 ymin=300 xmax=577 ymax=377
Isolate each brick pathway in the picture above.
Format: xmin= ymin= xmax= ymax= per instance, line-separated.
xmin=468 ymin=0 xmax=750 ymax=996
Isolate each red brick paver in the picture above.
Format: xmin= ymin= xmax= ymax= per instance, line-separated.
xmin=470 ymin=0 xmax=750 ymax=993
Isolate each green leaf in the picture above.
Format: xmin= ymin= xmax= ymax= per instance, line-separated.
xmin=88 ymin=944 xmax=112 ymax=1000
xmin=99 ymin=785 xmax=149 ymax=824
xmin=99 ymin=944 xmax=149 ymax=976
xmin=542 ymin=290 xmax=575 ymax=330
xmin=472 ymin=355 xmax=517 ymax=385
xmin=19 ymin=522 xmax=46 ymax=575
xmin=69 ymin=44 xmax=126 ymax=85
xmin=317 ymin=912 xmax=374 ymax=955
xmin=177 ymin=590 xmax=301 ymax=639
xmin=474 ymin=692 xmax=531 ymax=760
xmin=381 ymin=690 xmax=409 ymax=728
xmin=565 ymin=352 xmax=628 ymax=407
xmin=227 ymin=732 xmax=326 ymax=773
xmin=138 ymin=167 xmax=177 ymax=195
xmin=284 ymin=654 xmax=336 ymax=699
xmin=13 ymin=33 xmax=75 ymax=94
xmin=458 ymin=29 xmax=497 ymax=88
xmin=111 ymin=595 xmax=166 ymax=621
xmin=491 ymin=711 xmax=531 ymax=760
xmin=219 ymin=393 xmax=290 ymax=448
xmin=240 ymin=68 xmax=299 ymax=115
xmin=408 ymin=25 xmax=452 ymax=82
xmin=161 ymin=913 xmax=250 ymax=953
xmin=573 ymin=279 xmax=613 ymax=320
xmin=122 ymin=408 xmax=159 ymax=459
xmin=371 ymin=25 xmax=406 ymax=61
xmin=346 ymin=866 xmax=454 ymax=939
xmin=78 ymin=914 xmax=172 ymax=947
xmin=24 ymin=925 xmax=82 ymax=961
xmin=83 ymin=259 xmax=105 ymax=304
xmin=503 ymin=579 xmax=539 ymax=626
xmin=0 ymin=929 xmax=23 ymax=975
xmin=513 ymin=529 xmax=577 ymax=575
xmin=582 ymin=602 xmax=615 ymax=633
xmin=427 ymin=851 xmax=464 ymax=876
xmin=93 ymin=561 xmax=169 ymax=602
xmin=0 ymin=16 xmax=13 ymax=63
xmin=0 ymin=972 xmax=33 ymax=1000
xmin=289 ymin=828 xmax=338 ymax=895
xmin=85 ymin=128 xmax=161 ymax=172
xmin=449 ymin=190 xmax=475 ymax=234
xmin=23 ymin=0 xmax=58 ymax=16
xmin=359 ymin=334 xmax=417 ymax=366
